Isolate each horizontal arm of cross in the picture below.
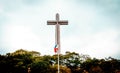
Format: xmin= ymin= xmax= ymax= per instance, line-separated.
xmin=47 ymin=20 xmax=68 ymax=25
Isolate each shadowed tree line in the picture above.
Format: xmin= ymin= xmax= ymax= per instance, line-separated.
xmin=0 ymin=49 xmax=120 ymax=73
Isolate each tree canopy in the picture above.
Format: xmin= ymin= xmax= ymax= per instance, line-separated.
xmin=0 ymin=49 xmax=120 ymax=73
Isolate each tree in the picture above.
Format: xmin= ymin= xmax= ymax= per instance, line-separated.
xmin=0 ymin=49 xmax=35 ymax=73
xmin=62 ymin=52 xmax=81 ymax=73
xmin=0 ymin=49 xmax=120 ymax=73
xmin=30 ymin=61 xmax=50 ymax=73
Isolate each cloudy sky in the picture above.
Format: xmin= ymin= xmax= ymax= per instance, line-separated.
xmin=0 ymin=0 xmax=120 ymax=59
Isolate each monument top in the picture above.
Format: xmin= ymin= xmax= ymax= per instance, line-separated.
xmin=56 ymin=13 xmax=59 ymax=21
xmin=47 ymin=13 xmax=68 ymax=25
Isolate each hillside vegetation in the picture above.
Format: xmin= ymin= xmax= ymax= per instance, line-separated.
xmin=0 ymin=49 xmax=120 ymax=73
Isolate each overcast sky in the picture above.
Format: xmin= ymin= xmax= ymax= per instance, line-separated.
xmin=0 ymin=0 xmax=120 ymax=59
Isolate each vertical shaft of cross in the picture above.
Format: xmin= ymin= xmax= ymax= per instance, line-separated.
xmin=56 ymin=13 xmax=60 ymax=73
xmin=56 ymin=13 xmax=60 ymax=54
xmin=47 ymin=13 xmax=68 ymax=73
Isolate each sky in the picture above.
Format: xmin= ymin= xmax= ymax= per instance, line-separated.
xmin=0 ymin=0 xmax=120 ymax=59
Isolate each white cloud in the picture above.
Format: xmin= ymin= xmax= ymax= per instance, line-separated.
xmin=61 ymin=29 xmax=119 ymax=58
xmin=0 ymin=0 xmax=120 ymax=58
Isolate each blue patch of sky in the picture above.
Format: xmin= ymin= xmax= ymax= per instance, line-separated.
xmin=22 ymin=0 xmax=44 ymax=5
xmin=0 ymin=14 xmax=7 ymax=25
xmin=0 ymin=0 xmax=46 ymax=12
xmin=75 ymin=0 xmax=120 ymax=19
xmin=113 ymin=53 xmax=120 ymax=59
xmin=0 ymin=0 xmax=22 ymax=12
xmin=0 ymin=0 xmax=46 ymax=34
xmin=74 ymin=0 xmax=120 ymax=31
xmin=0 ymin=14 xmax=7 ymax=40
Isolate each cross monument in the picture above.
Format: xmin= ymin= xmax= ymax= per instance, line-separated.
xmin=47 ymin=13 xmax=68 ymax=54
xmin=47 ymin=13 xmax=68 ymax=73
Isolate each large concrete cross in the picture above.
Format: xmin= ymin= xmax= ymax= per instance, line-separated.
xmin=47 ymin=13 xmax=68 ymax=54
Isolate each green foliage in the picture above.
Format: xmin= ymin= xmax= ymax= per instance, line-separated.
xmin=30 ymin=61 xmax=50 ymax=73
xmin=81 ymin=57 xmax=120 ymax=73
xmin=49 ymin=65 xmax=71 ymax=73
xmin=0 ymin=49 xmax=120 ymax=73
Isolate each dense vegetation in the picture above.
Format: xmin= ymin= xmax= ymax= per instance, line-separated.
xmin=0 ymin=49 xmax=120 ymax=73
